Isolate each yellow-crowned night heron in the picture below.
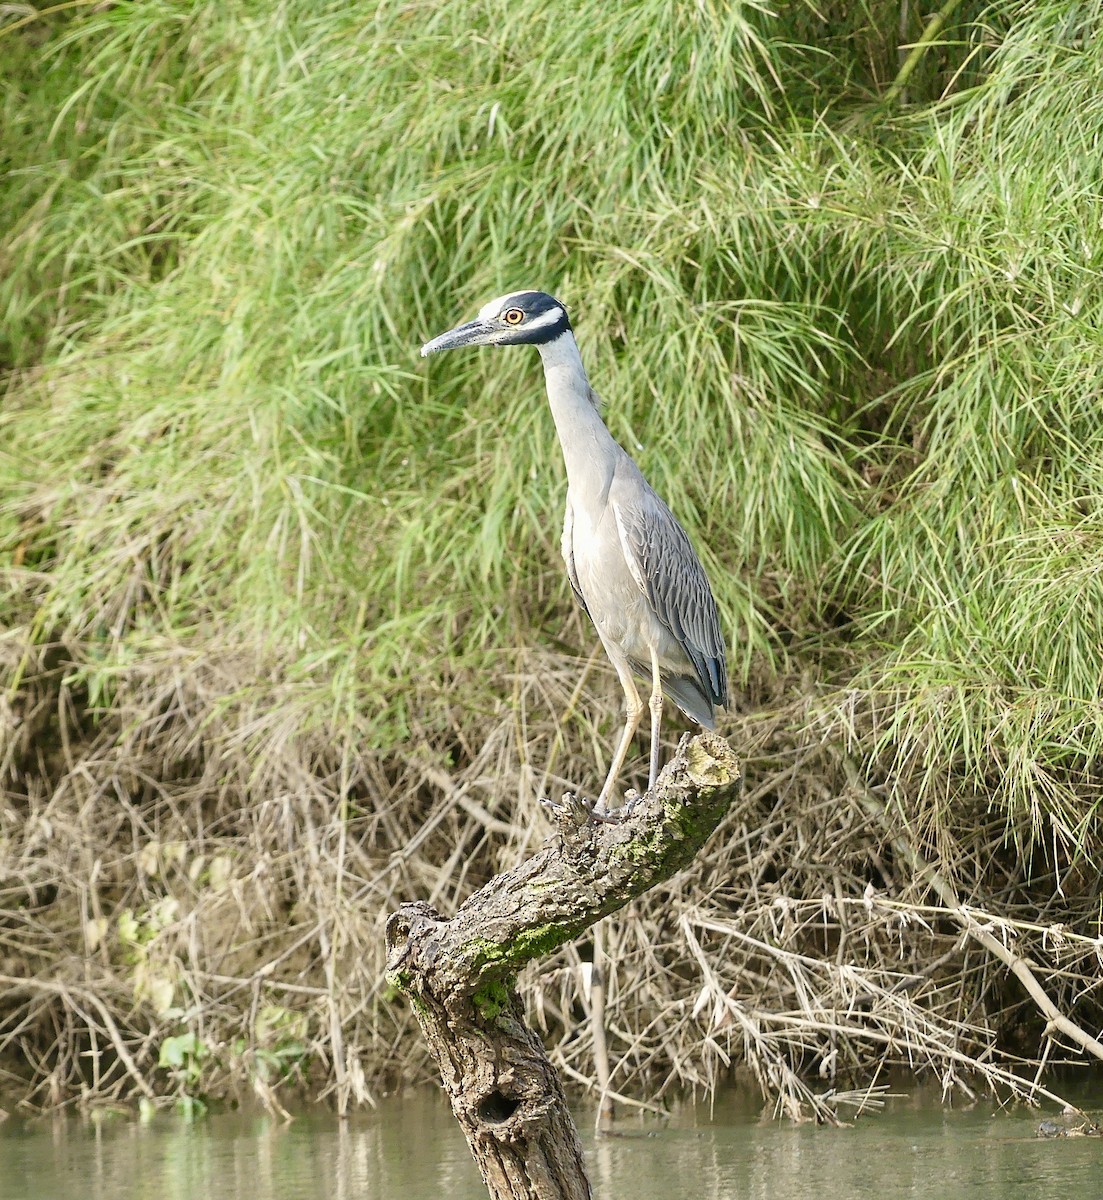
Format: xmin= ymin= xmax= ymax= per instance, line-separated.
xmin=421 ymin=290 xmax=728 ymax=817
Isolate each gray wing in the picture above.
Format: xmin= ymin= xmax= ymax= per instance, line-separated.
xmin=612 ymin=484 xmax=729 ymax=710
xmin=561 ymin=495 xmax=589 ymax=617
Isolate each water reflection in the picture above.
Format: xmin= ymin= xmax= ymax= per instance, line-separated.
xmin=2 ymin=1087 xmax=1100 ymax=1200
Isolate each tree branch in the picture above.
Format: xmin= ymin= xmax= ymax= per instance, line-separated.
xmin=385 ymin=732 xmax=742 ymax=1200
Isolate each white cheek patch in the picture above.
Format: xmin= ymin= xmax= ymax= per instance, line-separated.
xmin=521 ymin=308 xmax=560 ymax=334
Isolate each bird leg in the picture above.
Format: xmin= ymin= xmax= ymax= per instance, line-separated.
xmin=594 ymin=660 xmax=644 ymax=816
xmin=647 ymin=647 xmax=664 ymax=792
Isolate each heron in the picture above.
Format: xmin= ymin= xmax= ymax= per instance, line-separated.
xmin=421 ymin=290 xmax=728 ymax=818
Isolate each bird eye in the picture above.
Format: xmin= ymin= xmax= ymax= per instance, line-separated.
xmin=503 ymin=308 xmax=525 ymax=326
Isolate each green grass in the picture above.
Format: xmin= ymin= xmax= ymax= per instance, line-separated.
xmin=3 ymin=0 xmax=1102 ymax=834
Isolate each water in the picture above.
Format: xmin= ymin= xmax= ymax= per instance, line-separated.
xmin=1 ymin=1088 xmax=1100 ymax=1200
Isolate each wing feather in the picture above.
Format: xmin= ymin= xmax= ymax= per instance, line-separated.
xmin=612 ymin=485 xmax=729 ymax=711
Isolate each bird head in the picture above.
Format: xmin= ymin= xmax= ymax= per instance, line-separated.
xmin=420 ymin=291 xmax=571 ymax=356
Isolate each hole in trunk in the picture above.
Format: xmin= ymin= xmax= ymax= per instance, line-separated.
xmin=478 ymin=1089 xmax=521 ymax=1124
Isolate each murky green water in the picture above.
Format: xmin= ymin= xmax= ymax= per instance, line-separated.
xmin=2 ymin=1088 xmax=1100 ymax=1200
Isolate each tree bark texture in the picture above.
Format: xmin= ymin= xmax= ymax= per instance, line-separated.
xmin=385 ymin=732 xmax=742 ymax=1200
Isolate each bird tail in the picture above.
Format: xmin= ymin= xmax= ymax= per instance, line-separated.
xmin=662 ymin=674 xmax=716 ymax=729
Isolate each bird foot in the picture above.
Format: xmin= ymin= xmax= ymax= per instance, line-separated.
xmin=540 ymin=790 xmax=645 ymax=825
xmin=540 ymin=792 xmax=623 ymax=826
xmin=604 ymin=789 xmax=642 ymax=821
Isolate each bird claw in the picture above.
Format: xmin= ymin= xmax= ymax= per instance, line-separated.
xmin=601 ymin=791 xmax=641 ymax=822
xmin=539 ymin=791 xmax=640 ymax=826
xmin=540 ymin=792 xmax=595 ymax=826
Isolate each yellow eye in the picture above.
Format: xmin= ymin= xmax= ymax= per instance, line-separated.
xmin=503 ymin=308 xmax=525 ymax=326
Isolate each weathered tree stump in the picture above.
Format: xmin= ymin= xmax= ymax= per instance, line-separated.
xmin=385 ymin=732 xmax=742 ymax=1200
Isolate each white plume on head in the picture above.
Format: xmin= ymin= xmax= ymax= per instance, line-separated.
xmin=478 ymin=291 xmax=540 ymax=321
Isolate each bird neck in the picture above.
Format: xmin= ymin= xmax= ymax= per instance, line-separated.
xmin=537 ymin=332 xmax=618 ymax=498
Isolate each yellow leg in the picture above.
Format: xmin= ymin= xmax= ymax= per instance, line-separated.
xmin=647 ymin=647 xmax=663 ymax=792
xmin=596 ymin=653 xmax=644 ymax=813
